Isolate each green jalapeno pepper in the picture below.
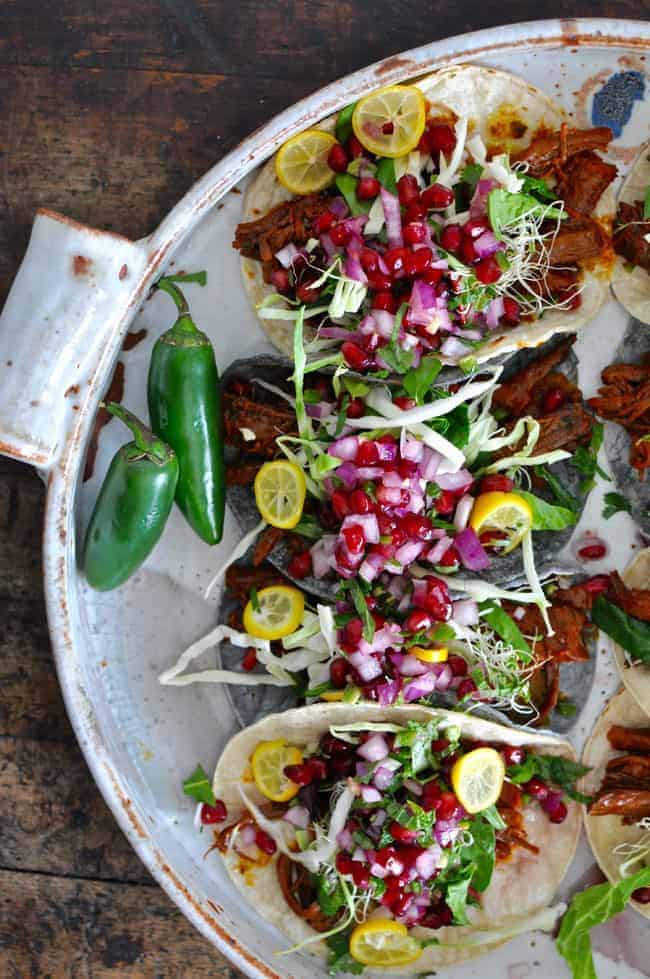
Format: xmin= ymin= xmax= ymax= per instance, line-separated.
xmin=83 ymin=403 xmax=179 ymax=591
xmin=147 ymin=272 xmax=225 ymax=545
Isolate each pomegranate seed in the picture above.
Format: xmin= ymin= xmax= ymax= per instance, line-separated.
xmin=542 ymin=388 xmax=566 ymax=413
xmin=397 ymin=174 xmax=420 ymax=207
xmin=402 ymin=513 xmax=435 ymax=541
xmin=372 ymin=290 xmax=398 ymax=312
xmin=345 ymin=618 xmax=363 ymax=646
xmin=384 ymin=246 xmax=410 ymax=277
xmin=330 ymin=223 xmax=350 ymax=246
xmin=431 ymin=738 xmax=449 ymax=753
xmin=422 ymin=266 xmax=444 ymax=286
xmin=270 ymin=268 xmax=291 ymax=293
xmin=356 ymin=440 xmax=379 ymax=465
xmin=287 ymin=550 xmax=312 ymax=579
xmin=255 ymin=829 xmax=277 ymax=855
xmin=584 ymin=575 xmax=610 ymax=594
xmin=633 ymin=887 xmax=650 ymax=904
xmin=420 ymin=781 xmax=442 ymax=811
xmin=436 ymin=546 xmax=459 ymax=568
xmin=341 ymin=341 xmax=370 ymax=371
xmin=381 ymin=121 xmax=395 ymax=135
xmin=578 ymin=543 xmax=607 ymax=561
xmin=475 ymin=257 xmax=502 ymax=284
xmin=447 ymin=654 xmax=468 ymax=677
xmin=336 ymin=853 xmax=355 ymax=875
xmin=427 ymin=124 xmax=456 ymax=155
xmin=342 ymin=524 xmax=365 ymax=555
xmin=457 ymin=677 xmax=478 ymax=699
xmin=460 ymin=237 xmax=476 ymax=264
xmin=335 ymin=542 xmax=358 ymax=570
xmin=366 ymin=269 xmax=394 ymax=291
xmin=315 ymin=210 xmax=335 ymax=233
xmin=347 ymin=134 xmax=364 ymax=158
xmin=434 ymin=490 xmax=455 ymax=515
xmin=308 ymin=758 xmax=328 ymax=781
xmin=357 ymin=176 xmax=380 ymax=200
xmin=329 ymin=658 xmax=349 ymax=689
xmin=201 ymin=800 xmax=227 ymax=824
xmin=440 ymin=225 xmax=462 ymax=252
xmin=403 ymin=222 xmax=427 ymax=245
xmin=391 ymin=527 xmax=408 ymax=547
xmin=502 ymin=296 xmax=521 ymax=325
xmin=346 ymin=397 xmax=365 ymax=419
xmin=425 ymin=596 xmax=452 ymax=623
xmin=394 ymin=396 xmax=417 ymax=411
xmin=480 ymin=474 xmax=514 ymax=493
xmin=327 ymin=143 xmax=349 ymax=173
xmin=361 ymin=247 xmax=382 ymax=273
xmin=331 ymin=490 xmax=351 ymax=523
xmin=404 ymin=247 xmax=433 ymax=276
xmin=320 ymin=733 xmax=351 ymax=756
xmin=437 ymin=791 xmax=462 ymax=821
xmin=405 ymin=610 xmax=432 ymax=632
xmin=390 ymin=821 xmax=419 ymax=843
xmin=284 ymin=763 xmax=314 ymax=786
xmin=524 ymin=777 xmax=548 ymax=801
xmin=463 ymin=218 xmax=488 ymax=239
xmin=347 ymin=489 xmax=371 ymax=514
xmin=297 ymin=279 xmax=321 ymax=304
xmin=241 ymin=647 xmax=258 ymax=671
xmin=548 ymin=801 xmax=568 ymax=824
xmin=405 ymin=202 xmax=427 ymax=222
xmin=502 ymin=745 xmax=526 ymax=767
xmin=421 ymin=183 xmax=454 ymax=209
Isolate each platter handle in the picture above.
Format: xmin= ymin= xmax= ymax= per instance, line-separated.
xmin=0 ymin=209 xmax=149 ymax=470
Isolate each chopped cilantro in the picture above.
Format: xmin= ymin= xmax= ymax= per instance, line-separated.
xmin=570 ymin=422 xmax=610 ymax=493
xmin=602 ymin=491 xmax=632 ymax=520
xmin=182 ymin=763 xmax=216 ymax=806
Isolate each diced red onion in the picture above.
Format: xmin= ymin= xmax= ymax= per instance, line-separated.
xmin=454 ymin=493 xmax=475 ymax=532
xmin=411 ymin=578 xmax=429 ymax=608
xmin=400 ymin=430 xmax=424 ymax=463
xmin=357 ymin=733 xmax=389 ymax=762
xmin=474 ymin=230 xmax=501 ymax=258
xmin=372 ymin=309 xmax=396 ymax=339
xmin=310 ymin=534 xmax=337 ymax=578
xmin=452 ymin=598 xmax=479 ymax=626
xmin=512 ymin=605 xmax=526 ymax=621
xmin=346 ymin=233 xmax=364 ymax=258
xmin=376 ymin=678 xmax=401 ymax=706
xmin=329 ymin=435 xmax=359 ymax=460
xmin=359 ymin=554 xmax=385 ymax=582
xmin=395 ymin=540 xmax=426 ymax=566
xmin=358 ymin=623 xmax=402 ymax=656
xmin=421 ymin=448 xmax=442 ymax=480
xmin=336 ymin=827 xmax=354 ymax=850
xmin=405 ymin=493 xmax=425 ymax=515
xmin=376 ymin=440 xmax=398 ymax=462
xmin=329 ymin=197 xmax=349 ymax=219
xmin=398 ymin=654 xmax=430 ymax=676
xmin=275 ymin=243 xmax=299 ymax=268
xmin=342 ymin=215 xmax=368 ymax=238
xmin=348 ymin=652 xmax=383 ymax=683
xmin=359 ymin=314 xmax=377 ymax=335
xmin=403 ymin=778 xmax=423 ymax=796
xmin=486 ymin=296 xmax=505 ymax=330
xmin=355 ymin=761 xmax=370 ymax=779
xmin=360 ymin=784 xmax=383 ymax=805
xmin=283 ymin=806 xmax=310 ymax=829
xmin=320 ymin=233 xmax=337 ymax=261
xmin=382 ymin=469 xmax=404 ymax=488
xmin=334 ymin=461 xmax=359 ymax=490
xmin=434 ymin=663 xmax=453 ymax=692
xmin=440 ymin=335 xmax=471 ymax=361
xmin=427 ymin=535 xmax=451 ymax=564
xmin=455 ymin=527 xmax=491 ymax=571
xmin=404 ymin=672 xmax=437 ymax=701
xmin=434 ymin=469 xmax=473 ymax=492
xmin=342 ymin=513 xmax=380 ymax=544
xmin=415 ymin=845 xmax=442 ymax=879
xmin=373 ymin=766 xmax=397 ymax=791
xmin=319 ymin=325 xmax=363 ymax=341
xmin=377 ymin=485 xmax=402 ymax=505
xmin=469 ymin=178 xmax=498 ymax=218
xmin=370 ymin=861 xmax=388 ymax=879
xmin=380 ymin=187 xmax=403 ymax=247
xmin=306 ymin=401 xmax=333 ymax=420
xmin=344 ymin=255 xmax=368 ymax=284
xmin=356 ymin=465 xmax=384 ymax=480
xmin=408 ymin=279 xmax=437 ymax=326
xmin=435 ymin=819 xmax=462 ymax=848
xmin=352 ymin=845 xmax=366 ymax=863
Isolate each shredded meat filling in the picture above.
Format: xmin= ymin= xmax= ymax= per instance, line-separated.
xmin=223 ymin=390 xmax=297 ymax=456
xmin=234 ymin=194 xmax=329 ymax=265
xmin=557 ymin=150 xmax=617 ymax=216
xmin=492 ymin=336 xmax=577 ymax=417
xmin=614 ymin=200 xmax=650 ymax=272
xmin=589 ymin=359 xmax=650 ymax=481
xmin=608 ymin=724 xmax=650 ymax=754
xmin=549 ymin=216 xmax=606 ymax=265
xmin=515 ymin=126 xmax=613 ymax=178
xmin=276 ymin=855 xmax=339 ymax=931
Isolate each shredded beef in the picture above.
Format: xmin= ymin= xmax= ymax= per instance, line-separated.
xmin=589 ymin=360 xmax=650 ymax=480
xmin=557 ymin=150 xmax=617 ymax=215
xmin=590 ymin=789 xmax=650 ymax=819
xmin=614 ymin=200 xmax=650 ymax=272
xmin=252 ymin=526 xmax=286 ymax=567
xmin=515 ymin=126 xmax=613 ymax=178
xmin=223 ymin=391 xmax=297 ymax=456
xmin=234 ymin=194 xmax=329 ymax=263
xmin=608 ymin=724 xmax=650 ymax=754
xmin=492 ymin=336 xmax=576 ymax=417
xmin=534 ymin=404 xmax=594 ymax=454
xmin=549 ymin=216 xmax=606 ymax=265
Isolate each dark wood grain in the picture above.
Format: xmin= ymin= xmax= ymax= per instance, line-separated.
xmin=0 ymin=2 xmax=648 ymax=975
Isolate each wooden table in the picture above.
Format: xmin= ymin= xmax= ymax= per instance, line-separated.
xmin=1 ymin=3 xmax=649 ymax=975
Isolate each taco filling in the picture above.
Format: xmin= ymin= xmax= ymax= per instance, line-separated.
xmin=201 ymin=707 xmax=582 ymax=969
xmin=234 ymin=75 xmax=615 ymax=370
xmin=590 ymin=357 xmax=650 ymax=481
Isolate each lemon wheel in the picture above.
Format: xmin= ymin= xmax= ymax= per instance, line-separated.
xmin=349 ymin=919 xmax=422 ymax=967
xmin=254 ymin=460 xmax=306 ymax=529
xmin=411 ymin=645 xmax=449 ymax=663
xmin=251 ymin=739 xmax=303 ymax=802
xmin=451 ymin=747 xmax=505 ymax=814
xmin=243 ymin=584 xmax=304 ymax=641
xmin=275 ymin=129 xmax=337 ymax=195
xmin=352 ymin=85 xmax=426 ymax=158
xmin=469 ymin=491 xmax=533 ymax=555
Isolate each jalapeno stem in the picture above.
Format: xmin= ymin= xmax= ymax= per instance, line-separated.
xmin=103 ymin=401 xmax=170 ymax=463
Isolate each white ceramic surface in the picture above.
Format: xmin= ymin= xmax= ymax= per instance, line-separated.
xmin=1 ymin=19 xmax=650 ymax=978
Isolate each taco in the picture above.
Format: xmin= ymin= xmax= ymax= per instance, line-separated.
xmin=611 ymin=141 xmax=650 ymax=325
xmin=607 ymin=549 xmax=650 ymax=714
xmin=582 ymin=687 xmax=650 ymax=918
xmin=234 ymin=64 xmax=615 ymax=370
xmin=589 ymin=323 xmax=650 ymax=531
xmin=210 ymin=702 xmax=582 ymax=971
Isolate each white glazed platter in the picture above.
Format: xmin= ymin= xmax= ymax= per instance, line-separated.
xmin=1 ymin=19 xmax=650 ymax=979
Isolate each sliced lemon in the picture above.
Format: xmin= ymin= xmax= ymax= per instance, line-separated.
xmin=451 ymin=747 xmax=505 ymax=814
xmin=275 ymin=129 xmax=337 ymax=195
xmin=321 ymin=689 xmax=346 ymax=702
xmin=254 ymin=460 xmax=306 ymax=529
xmin=352 ymin=85 xmax=426 ymax=158
xmin=411 ymin=645 xmax=448 ymax=663
xmin=243 ymin=584 xmax=305 ymax=641
xmin=469 ymin=491 xmax=533 ymax=555
xmin=350 ymin=919 xmax=422 ymax=967
xmin=251 ymin=739 xmax=303 ymax=802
